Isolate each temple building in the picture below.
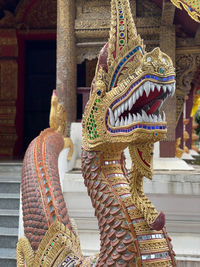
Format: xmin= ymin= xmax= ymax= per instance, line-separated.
xmin=0 ymin=0 xmax=199 ymax=159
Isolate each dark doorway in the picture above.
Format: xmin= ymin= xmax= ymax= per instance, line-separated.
xmin=77 ymin=61 xmax=86 ymax=120
xmin=23 ymin=40 xmax=56 ymax=153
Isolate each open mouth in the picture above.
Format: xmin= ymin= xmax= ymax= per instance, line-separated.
xmin=107 ymin=79 xmax=176 ymax=131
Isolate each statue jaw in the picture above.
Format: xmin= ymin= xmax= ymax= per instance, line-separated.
xmin=82 ymin=74 xmax=173 ymax=152
xmin=128 ymin=141 xmax=166 ymax=231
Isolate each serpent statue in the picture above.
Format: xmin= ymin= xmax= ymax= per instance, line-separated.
xmin=17 ymin=0 xmax=177 ymax=266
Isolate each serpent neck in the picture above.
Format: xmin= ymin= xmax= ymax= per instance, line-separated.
xmin=81 ymin=148 xmax=142 ymax=267
xmin=81 ymin=148 xmax=176 ymax=266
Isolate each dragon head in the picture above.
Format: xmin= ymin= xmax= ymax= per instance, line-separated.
xmin=82 ymin=0 xmax=175 ymax=152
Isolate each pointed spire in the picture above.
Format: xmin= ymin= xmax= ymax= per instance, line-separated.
xmin=108 ymin=0 xmax=138 ymax=64
xmin=107 ymin=0 xmax=144 ymax=91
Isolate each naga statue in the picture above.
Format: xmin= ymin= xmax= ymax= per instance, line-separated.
xmin=17 ymin=0 xmax=177 ymax=266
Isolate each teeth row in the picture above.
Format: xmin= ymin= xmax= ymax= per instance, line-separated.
xmin=113 ymin=82 xmax=175 ymax=121
xmin=109 ymin=109 xmax=166 ymax=127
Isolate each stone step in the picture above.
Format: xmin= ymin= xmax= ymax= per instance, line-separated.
xmin=0 ymin=209 xmax=19 ymax=228
xmin=0 ymin=179 xmax=20 ymax=194
xmin=0 ymin=162 xmax=22 ymax=173
xmin=0 ymin=193 xmax=20 ymax=210
xmin=0 ymin=248 xmax=16 ymax=267
xmin=0 ymin=227 xmax=18 ymax=249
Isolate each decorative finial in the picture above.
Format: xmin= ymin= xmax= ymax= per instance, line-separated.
xmin=107 ymin=0 xmax=145 ymax=91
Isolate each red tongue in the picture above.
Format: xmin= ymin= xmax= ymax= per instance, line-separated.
xmin=147 ymin=100 xmax=162 ymax=115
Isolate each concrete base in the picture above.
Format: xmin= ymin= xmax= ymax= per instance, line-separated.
xmin=153 ymin=158 xmax=194 ymax=171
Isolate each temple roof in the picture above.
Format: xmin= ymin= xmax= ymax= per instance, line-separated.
xmin=152 ymin=0 xmax=199 ymax=37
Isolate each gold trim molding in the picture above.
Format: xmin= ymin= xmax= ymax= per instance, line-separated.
xmin=170 ymin=0 xmax=200 ymax=22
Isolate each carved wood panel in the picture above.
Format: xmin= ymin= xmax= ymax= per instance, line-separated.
xmin=176 ymin=49 xmax=200 ymax=122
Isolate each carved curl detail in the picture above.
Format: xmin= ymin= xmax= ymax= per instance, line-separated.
xmin=176 ymin=52 xmax=197 ymax=122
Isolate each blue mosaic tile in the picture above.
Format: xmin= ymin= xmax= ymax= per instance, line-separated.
xmin=139 ymin=47 xmax=143 ymax=53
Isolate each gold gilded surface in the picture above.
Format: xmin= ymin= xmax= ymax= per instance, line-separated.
xmin=170 ymin=0 xmax=200 ymax=22
xmin=175 ymin=137 xmax=184 ymax=158
xmin=129 ymin=141 xmax=161 ymax=226
xmin=49 ymin=92 xmax=74 ymax=161
xmin=17 ymin=221 xmax=82 ymax=267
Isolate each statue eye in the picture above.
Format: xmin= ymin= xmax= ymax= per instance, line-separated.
xmin=97 ymin=90 xmax=101 ymax=96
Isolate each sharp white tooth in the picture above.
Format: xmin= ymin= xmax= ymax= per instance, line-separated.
xmin=157 ymin=84 xmax=161 ymax=92
xmin=171 ymin=84 xmax=175 ymax=97
xmin=115 ymin=118 xmax=120 ymax=127
xmin=128 ymin=113 xmax=133 ymax=124
xmin=144 ymin=81 xmax=150 ymax=97
xmin=120 ymin=117 xmax=125 ymax=126
xmin=128 ymin=95 xmax=133 ymax=110
xmin=137 ymin=113 xmax=142 ymax=121
xmin=109 ymin=108 xmax=115 ymax=126
xmin=149 ymin=115 xmax=153 ymax=122
xmin=163 ymin=85 xmax=167 ymax=93
xmin=159 ymin=100 xmax=164 ymax=110
xmin=125 ymin=101 xmax=128 ymax=110
xmin=142 ymin=110 xmax=149 ymax=122
xmin=150 ymin=82 xmax=154 ymax=92
xmin=153 ymin=115 xmax=158 ymax=122
xmin=125 ymin=116 xmax=128 ymax=125
xmin=114 ymin=110 xmax=118 ymax=121
xmin=133 ymin=114 xmax=136 ymax=121
xmin=132 ymin=93 xmax=136 ymax=105
xmin=121 ymin=103 xmax=125 ymax=113
xmin=158 ymin=114 xmax=162 ymax=122
xmin=139 ymin=86 xmax=144 ymax=97
xmin=135 ymin=90 xmax=139 ymax=100
xmin=167 ymin=84 xmax=171 ymax=93
xmin=117 ymin=107 xmax=121 ymax=117
xmin=162 ymin=111 xmax=166 ymax=121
